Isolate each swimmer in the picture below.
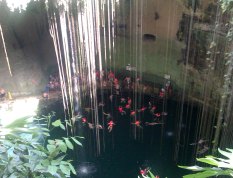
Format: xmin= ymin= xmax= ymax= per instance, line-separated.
xmin=103 ymin=112 xmax=112 ymax=120
xmin=0 ymin=88 xmax=6 ymax=100
xmin=96 ymin=124 xmax=103 ymax=129
xmin=197 ymin=145 xmax=209 ymax=155
xmin=87 ymin=123 xmax=103 ymax=130
xmin=84 ymin=107 xmax=95 ymax=113
xmin=108 ymin=71 xmax=115 ymax=82
xmin=96 ymin=70 xmax=100 ymax=80
xmin=130 ymin=111 xmax=136 ymax=117
xmin=159 ymin=88 xmax=165 ymax=98
xmin=125 ymin=104 xmax=131 ymax=109
xmin=140 ymin=168 xmax=148 ymax=176
xmin=88 ymin=123 xmax=95 ymax=129
xmin=150 ymin=106 xmax=157 ymax=114
xmin=131 ymin=120 xmax=142 ymax=128
xmin=124 ymin=76 xmax=131 ymax=86
xmin=190 ymin=139 xmax=208 ymax=146
xmin=138 ymin=106 xmax=147 ymax=112
xmin=161 ymin=112 xmax=168 ymax=116
xmin=139 ymin=167 xmax=150 ymax=177
xmin=120 ymin=97 xmax=126 ymax=103
xmin=42 ymin=92 xmax=49 ymax=99
xmin=81 ymin=117 xmax=87 ymax=123
xmin=114 ymin=78 xmax=119 ymax=85
xmin=107 ymin=120 xmax=115 ymax=132
xmin=118 ymin=106 xmax=126 ymax=115
xmin=154 ymin=113 xmax=161 ymax=117
xmin=127 ymin=97 xmax=132 ymax=105
xmin=109 ymin=95 xmax=113 ymax=102
xmin=145 ymin=122 xmax=164 ymax=126
xmin=98 ymin=102 xmax=105 ymax=107
xmin=42 ymin=83 xmax=50 ymax=99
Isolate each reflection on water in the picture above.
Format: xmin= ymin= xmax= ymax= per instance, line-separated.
xmin=76 ymin=162 xmax=97 ymax=178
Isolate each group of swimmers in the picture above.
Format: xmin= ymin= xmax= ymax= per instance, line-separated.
xmin=72 ymin=69 xmax=171 ymax=132
xmin=42 ymin=69 xmax=173 ymax=102
xmin=95 ymin=69 xmax=173 ymax=98
xmin=42 ymin=74 xmax=60 ymax=99
xmin=0 ymin=88 xmax=12 ymax=101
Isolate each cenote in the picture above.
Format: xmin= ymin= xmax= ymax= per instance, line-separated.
xmin=1 ymin=0 xmax=233 ymax=178
xmin=39 ymin=89 xmax=199 ymax=178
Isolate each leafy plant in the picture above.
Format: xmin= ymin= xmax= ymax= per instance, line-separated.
xmin=179 ymin=148 xmax=233 ymax=177
xmin=0 ymin=114 xmax=83 ymax=178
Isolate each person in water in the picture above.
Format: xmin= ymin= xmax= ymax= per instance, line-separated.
xmin=42 ymin=83 xmax=50 ymax=99
xmin=0 ymin=88 xmax=6 ymax=100
xmin=107 ymin=120 xmax=115 ymax=132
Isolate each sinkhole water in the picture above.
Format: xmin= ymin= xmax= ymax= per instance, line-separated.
xmin=38 ymin=89 xmax=200 ymax=178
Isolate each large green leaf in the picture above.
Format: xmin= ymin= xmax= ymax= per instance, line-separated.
xmin=180 ymin=147 xmax=233 ymax=177
xmin=63 ymin=138 xmax=74 ymax=150
xmin=226 ymin=148 xmax=233 ymax=153
xmin=51 ymin=155 xmax=66 ymax=166
xmin=183 ymin=170 xmax=218 ymax=178
xmin=196 ymin=158 xmax=219 ymax=166
xmin=59 ymin=123 xmax=66 ymax=130
xmin=41 ymin=159 xmax=50 ymax=167
xmin=31 ymin=150 xmax=47 ymax=157
xmin=47 ymin=165 xmax=58 ymax=175
xmin=148 ymin=170 xmax=155 ymax=178
xmin=71 ymin=137 xmax=82 ymax=146
xmin=218 ymin=148 xmax=233 ymax=159
xmin=75 ymin=136 xmax=85 ymax=139
xmin=5 ymin=116 xmax=33 ymax=129
xmin=23 ymin=163 xmax=32 ymax=169
xmin=60 ymin=164 xmax=70 ymax=176
xmin=68 ymin=162 xmax=76 ymax=175
xmin=58 ymin=141 xmax=67 ymax=153
xmin=42 ymin=132 xmax=50 ymax=137
xmin=218 ymin=161 xmax=233 ymax=169
xmin=34 ymin=163 xmax=45 ymax=171
xmin=48 ymin=140 xmax=55 ymax=145
xmin=52 ymin=120 xmax=62 ymax=127
xmin=40 ymin=128 xmax=50 ymax=132
xmin=47 ymin=145 xmax=56 ymax=153
xmin=178 ymin=165 xmax=204 ymax=171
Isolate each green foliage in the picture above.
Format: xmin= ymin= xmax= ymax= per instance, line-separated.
xmin=148 ymin=170 xmax=156 ymax=178
xmin=219 ymin=0 xmax=233 ymax=12
xmin=0 ymin=114 xmax=83 ymax=178
xmin=179 ymin=148 xmax=233 ymax=177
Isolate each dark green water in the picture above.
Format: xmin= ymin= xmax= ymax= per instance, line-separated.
xmin=38 ymin=91 xmax=193 ymax=178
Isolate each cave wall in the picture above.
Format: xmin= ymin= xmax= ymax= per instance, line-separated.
xmin=116 ymin=0 xmax=183 ymax=39
xmin=0 ymin=1 xmax=57 ymax=96
xmin=0 ymin=0 xmax=222 ymax=98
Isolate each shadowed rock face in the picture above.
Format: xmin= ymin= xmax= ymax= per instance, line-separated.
xmin=0 ymin=1 xmax=57 ymax=96
xmin=143 ymin=34 xmax=156 ymax=41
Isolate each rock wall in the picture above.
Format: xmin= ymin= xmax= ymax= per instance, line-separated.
xmin=116 ymin=0 xmax=184 ymax=39
xmin=0 ymin=1 xmax=57 ymax=96
xmin=0 ymin=0 xmax=220 ymax=98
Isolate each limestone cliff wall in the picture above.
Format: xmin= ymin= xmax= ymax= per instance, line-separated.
xmin=0 ymin=1 xmax=57 ymax=96
xmin=116 ymin=0 xmax=184 ymax=39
